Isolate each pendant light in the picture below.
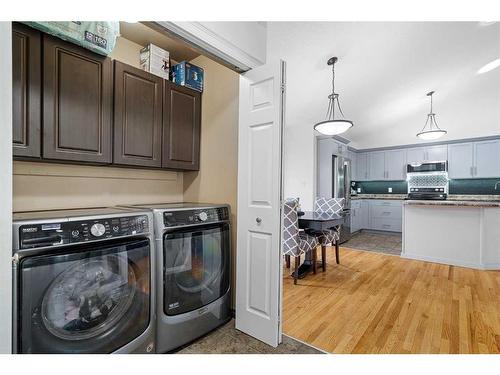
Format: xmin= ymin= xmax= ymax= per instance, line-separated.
xmin=313 ymin=57 xmax=353 ymax=135
xmin=416 ymin=91 xmax=447 ymax=140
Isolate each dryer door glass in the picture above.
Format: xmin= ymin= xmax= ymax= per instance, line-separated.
xmin=18 ymin=238 xmax=151 ymax=353
xmin=163 ymin=222 xmax=230 ymax=316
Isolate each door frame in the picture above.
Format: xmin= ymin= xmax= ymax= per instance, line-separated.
xmin=0 ymin=22 xmax=13 ymax=354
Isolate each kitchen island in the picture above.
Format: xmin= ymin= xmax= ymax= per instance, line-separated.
xmin=402 ymin=199 xmax=500 ymax=270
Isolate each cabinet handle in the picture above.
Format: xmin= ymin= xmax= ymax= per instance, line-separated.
xmin=256 ymin=217 xmax=262 ymax=224
xmin=383 ymin=211 xmax=391 ymax=215
xmin=470 ymin=166 xmax=474 ymax=177
xmin=382 ymin=224 xmax=391 ymax=228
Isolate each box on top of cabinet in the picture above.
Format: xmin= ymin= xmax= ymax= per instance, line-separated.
xmin=171 ymin=61 xmax=204 ymax=92
xmin=140 ymin=43 xmax=170 ymax=80
xmin=24 ymin=21 xmax=119 ymax=56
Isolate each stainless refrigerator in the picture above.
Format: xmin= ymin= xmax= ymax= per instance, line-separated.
xmin=332 ymin=155 xmax=352 ymax=243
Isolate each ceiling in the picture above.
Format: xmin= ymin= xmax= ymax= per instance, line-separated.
xmin=266 ymin=22 xmax=500 ymax=149
xmin=119 ymin=22 xmax=201 ymax=62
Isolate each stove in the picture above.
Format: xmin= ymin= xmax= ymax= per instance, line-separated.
xmin=407 ymin=187 xmax=447 ymax=200
xmin=406 ymin=161 xmax=449 ymax=200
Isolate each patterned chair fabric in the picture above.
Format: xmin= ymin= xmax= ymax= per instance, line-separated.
xmin=314 ymin=197 xmax=344 ymax=246
xmin=314 ymin=197 xmax=345 ymax=214
xmin=282 ymin=198 xmax=318 ymax=256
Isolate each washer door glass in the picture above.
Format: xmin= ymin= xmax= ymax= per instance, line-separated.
xmin=163 ymin=223 xmax=230 ymax=316
xmin=42 ymin=254 xmax=136 ymax=341
xmin=18 ymin=238 xmax=151 ymax=354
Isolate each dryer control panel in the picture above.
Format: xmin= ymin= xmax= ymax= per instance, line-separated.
xmin=163 ymin=207 xmax=229 ymax=227
xmin=19 ymin=215 xmax=149 ymax=249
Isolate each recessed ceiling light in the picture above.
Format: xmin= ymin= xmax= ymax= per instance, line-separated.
xmin=477 ymin=58 xmax=500 ymax=74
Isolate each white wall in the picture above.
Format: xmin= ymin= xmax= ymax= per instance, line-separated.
xmin=0 ymin=22 xmax=12 ymax=354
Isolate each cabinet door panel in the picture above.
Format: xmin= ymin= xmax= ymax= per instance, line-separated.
xmin=163 ymin=83 xmax=201 ymax=170
xmin=406 ymin=147 xmax=426 ymax=164
xmin=355 ymin=152 xmax=368 ymax=181
xmin=474 ymin=140 xmax=500 ymax=178
xmin=43 ymin=34 xmax=112 ymax=163
xmin=385 ymin=149 xmax=406 ymax=180
xmin=113 ymin=61 xmax=162 ymax=167
xmin=448 ymin=143 xmax=474 ymax=179
xmin=12 ymin=23 xmax=41 ymax=158
xmin=426 ymin=144 xmax=448 ymax=162
xmin=369 ymin=151 xmax=385 ymax=180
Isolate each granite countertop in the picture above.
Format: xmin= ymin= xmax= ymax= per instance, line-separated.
xmin=353 ymin=194 xmax=500 ymax=206
xmin=404 ymin=199 xmax=500 ymax=207
xmin=351 ymin=194 xmax=407 ymax=200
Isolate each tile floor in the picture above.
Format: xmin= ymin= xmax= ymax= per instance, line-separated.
xmin=175 ymin=319 xmax=323 ymax=354
xmin=342 ymin=230 xmax=402 ymax=255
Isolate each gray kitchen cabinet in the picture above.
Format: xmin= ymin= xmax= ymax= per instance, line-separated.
xmin=335 ymin=141 xmax=347 ymax=156
xmin=406 ymin=145 xmax=447 ymax=164
xmin=350 ymin=199 xmax=370 ymax=233
xmin=369 ymin=200 xmax=402 ymax=232
xmin=348 ymin=150 xmax=357 ymax=182
xmin=406 ymin=147 xmax=426 ymax=164
xmin=447 ymin=141 xmax=500 ymax=179
xmin=350 ymin=200 xmax=361 ymax=233
xmin=426 ymin=144 xmax=448 ymax=162
xmin=355 ymin=152 xmax=369 ymax=181
xmin=385 ymin=149 xmax=407 ymax=180
xmin=360 ymin=200 xmax=370 ymax=229
xmin=474 ymin=140 xmax=500 ymax=178
xmin=369 ymin=151 xmax=386 ymax=180
xmin=448 ymin=142 xmax=474 ymax=178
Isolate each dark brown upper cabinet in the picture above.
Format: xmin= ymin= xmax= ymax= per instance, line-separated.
xmin=113 ymin=61 xmax=163 ymax=168
xmin=12 ymin=23 xmax=41 ymax=158
xmin=43 ymin=34 xmax=112 ymax=164
xmin=162 ymin=82 xmax=201 ymax=170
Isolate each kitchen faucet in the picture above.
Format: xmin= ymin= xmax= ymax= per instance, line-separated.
xmin=495 ymin=181 xmax=500 ymax=190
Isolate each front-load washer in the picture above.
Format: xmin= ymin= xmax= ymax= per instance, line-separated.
xmin=123 ymin=203 xmax=231 ymax=353
xmin=12 ymin=207 xmax=156 ymax=354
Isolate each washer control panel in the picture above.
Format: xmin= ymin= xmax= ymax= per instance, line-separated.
xmin=19 ymin=215 xmax=149 ymax=249
xmin=163 ymin=207 xmax=229 ymax=227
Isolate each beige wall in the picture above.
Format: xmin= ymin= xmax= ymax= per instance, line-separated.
xmin=13 ymin=162 xmax=183 ymax=211
xmin=108 ymin=36 xmax=142 ymax=68
xmin=183 ymin=55 xmax=239 ymax=307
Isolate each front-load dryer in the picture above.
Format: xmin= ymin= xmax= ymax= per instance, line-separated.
xmin=12 ymin=207 xmax=156 ymax=354
xmin=123 ymin=203 xmax=231 ymax=353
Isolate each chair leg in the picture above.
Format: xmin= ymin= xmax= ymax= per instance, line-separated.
xmin=294 ymin=255 xmax=300 ymax=285
xmin=335 ymin=241 xmax=340 ymax=264
xmin=285 ymin=254 xmax=290 ymax=268
xmin=312 ymin=248 xmax=317 ymax=274
xmin=321 ymin=245 xmax=326 ymax=271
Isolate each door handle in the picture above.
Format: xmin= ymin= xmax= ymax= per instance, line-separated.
xmin=256 ymin=217 xmax=262 ymax=224
xmin=470 ymin=166 xmax=474 ymax=176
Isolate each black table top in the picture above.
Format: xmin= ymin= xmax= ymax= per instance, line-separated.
xmin=298 ymin=211 xmax=345 ymax=231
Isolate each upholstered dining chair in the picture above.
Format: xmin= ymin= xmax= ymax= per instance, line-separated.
xmin=282 ymin=198 xmax=319 ymax=284
xmin=313 ymin=197 xmax=345 ymax=269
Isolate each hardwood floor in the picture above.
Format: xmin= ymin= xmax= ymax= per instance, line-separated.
xmin=283 ymin=247 xmax=500 ymax=354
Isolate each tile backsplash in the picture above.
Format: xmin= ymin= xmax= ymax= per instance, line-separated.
xmin=449 ymin=178 xmax=500 ymax=195
xmin=352 ymin=178 xmax=500 ymax=195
